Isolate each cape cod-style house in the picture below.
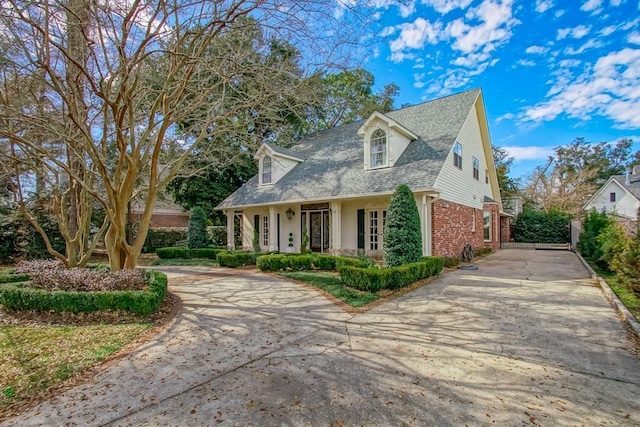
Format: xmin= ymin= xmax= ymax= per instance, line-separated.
xmin=216 ymin=88 xmax=509 ymax=257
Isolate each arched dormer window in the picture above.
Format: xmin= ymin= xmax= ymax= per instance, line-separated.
xmin=370 ymin=129 xmax=387 ymax=167
xmin=262 ymin=156 xmax=272 ymax=184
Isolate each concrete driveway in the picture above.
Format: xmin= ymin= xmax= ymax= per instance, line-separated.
xmin=3 ymin=250 xmax=639 ymax=426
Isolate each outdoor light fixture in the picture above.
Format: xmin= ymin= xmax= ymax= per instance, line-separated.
xmin=286 ymin=208 xmax=295 ymax=220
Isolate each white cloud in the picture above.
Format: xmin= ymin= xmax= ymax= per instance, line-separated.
xmin=413 ymin=72 xmax=427 ymax=88
xmin=445 ymin=0 xmax=520 ymax=54
xmin=526 ymin=45 xmax=549 ymax=54
xmin=564 ymin=38 xmax=604 ymax=55
xmin=389 ymin=17 xmax=443 ymax=57
xmin=380 ymin=26 xmax=396 ymax=37
xmin=502 ymin=146 xmax=555 ymax=161
xmin=600 ymin=25 xmax=617 ymax=36
xmin=629 ymin=31 xmax=640 ymax=45
xmin=370 ymin=0 xmax=416 ymax=18
xmin=535 ymin=0 xmax=553 ymax=13
xmin=517 ymin=59 xmax=536 ymax=67
xmin=558 ymin=59 xmax=581 ymax=67
xmin=554 ymin=9 xmax=565 ymax=17
xmin=610 ymin=0 xmax=622 ymax=5
xmin=580 ymin=0 xmax=603 ymax=13
xmin=557 ymin=25 xmax=591 ymax=40
xmin=522 ymin=48 xmax=640 ymax=129
xmin=495 ymin=112 xmax=515 ymax=124
xmin=421 ymin=0 xmax=473 ymax=15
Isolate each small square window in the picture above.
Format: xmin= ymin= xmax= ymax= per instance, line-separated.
xmin=610 ymin=192 xmax=616 ymax=202
xmin=485 ymin=169 xmax=489 ymax=184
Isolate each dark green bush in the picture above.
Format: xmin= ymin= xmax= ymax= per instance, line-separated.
xmin=188 ymin=207 xmax=210 ymax=249
xmin=339 ymin=256 xmax=444 ymax=292
xmin=216 ymin=251 xmax=257 ymax=268
xmin=156 ymin=247 xmax=222 ymax=259
xmin=383 ymin=184 xmax=423 ymax=267
xmin=0 ymin=270 xmax=167 ymax=315
xmin=142 ymin=227 xmax=188 ymax=252
xmin=255 ymin=254 xmax=369 ymax=272
xmin=442 ymin=256 xmax=461 ymax=268
xmin=577 ymin=210 xmax=612 ymax=265
xmin=512 ymin=210 xmax=571 ymax=243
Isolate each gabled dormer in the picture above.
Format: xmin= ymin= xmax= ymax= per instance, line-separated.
xmin=357 ymin=111 xmax=418 ymax=170
xmin=254 ymin=142 xmax=304 ymax=186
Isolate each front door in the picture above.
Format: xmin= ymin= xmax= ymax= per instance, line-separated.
xmin=309 ymin=211 xmax=330 ymax=252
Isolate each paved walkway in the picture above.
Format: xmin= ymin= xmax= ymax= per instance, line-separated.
xmin=3 ymin=250 xmax=639 ymax=426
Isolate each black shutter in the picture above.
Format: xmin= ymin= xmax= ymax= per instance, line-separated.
xmin=254 ymin=214 xmax=260 ymax=238
xmin=357 ymin=209 xmax=365 ymax=249
xmin=277 ymin=214 xmax=280 ymax=251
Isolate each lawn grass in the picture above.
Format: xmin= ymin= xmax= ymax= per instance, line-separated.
xmin=0 ymin=323 xmax=152 ymax=412
xmin=150 ymin=258 xmax=218 ymax=267
xmin=591 ymin=264 xmax=640 ymax=321
xmin=279 ymin=271 xmax=379 ymax=307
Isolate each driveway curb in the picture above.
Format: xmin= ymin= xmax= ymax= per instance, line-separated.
xmin=576 ymin=252 xmax=640 ymax=338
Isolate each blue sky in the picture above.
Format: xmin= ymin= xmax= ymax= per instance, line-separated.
xmin=335 ymin=0 xmax=640 ymax=179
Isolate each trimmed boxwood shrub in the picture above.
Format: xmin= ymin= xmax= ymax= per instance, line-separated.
xmin=142 ymin=227 xmax=188 ymax=252
xmin=255 ymin=254 xmax=369 ymax=272
xmin=0 ymin=270 xmax=30 ymax=284
xmin=339 ymin=256 xmax=444 ymax=292
xmin=512 ymin=210 xmax=571 ymax=243
xmin=0 ymin=270 xmax=167 ymax=315
xmin=156 ymin=247 xmax=223 ymax=259
xmin=383 ymin=184 xmax=423 ymax=267
xmin=216 ymin=251 xmax=258 ymax=268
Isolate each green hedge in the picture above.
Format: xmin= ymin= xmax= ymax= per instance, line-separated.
xmin=216 ymin=251 xmax=258 ymax=268
xmin=512 ymin=210 xmax=571 ymax=243
xmin=256 ymin=254 xmax=369 ymax=272
xmin=0 ymin=270 xmax=167 ymax=315
xmin=0 ymin=270 xmax=29 ymax=284
xmin=339 ymin=257 xmax=444 ymax=292
xmin=141 ymin=228 xmax=188 ymax=253
xmin=156 ymin=247 xmax=224 ymax=259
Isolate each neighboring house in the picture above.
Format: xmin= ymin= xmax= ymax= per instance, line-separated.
xmin=216 ymin=88 xmax=508 ymax=257
xmin=583 ymin=166 xmax=640 ymax=234
xmin=128 ymin=198 xmax=191 ymax=228
xmin=503 ymin=196 xmax=524 ymax=216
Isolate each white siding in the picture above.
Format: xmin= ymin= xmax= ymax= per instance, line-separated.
xmin=585 ymin=180 xmax=640 ymax=219
xmin=433 ymin=102 xmax=493 ymax=209
xmin=362 ymin=119 xmax=412 ymax=170
xmin=257 ymin=152 xmax=300 ymax=186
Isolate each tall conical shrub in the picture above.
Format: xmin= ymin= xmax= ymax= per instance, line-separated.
xmin=187 ymin=206 xmax=209 ymax=249
xmin=383 ymin=184 xmax=423 ymax=267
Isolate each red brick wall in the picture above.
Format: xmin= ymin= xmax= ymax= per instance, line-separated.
xmin=128 ymin=213 xmax=190 ymax=228
xmin=500 ymin=216 xmax=511 ymax=243
xmin=431 ymin=199 xmax=484 ymax=257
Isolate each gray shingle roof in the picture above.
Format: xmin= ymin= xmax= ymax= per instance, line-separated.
xmin=263 ymin=142 xmax=304 ymax=161
xmin=217 ymin=88 xmax=481 ymax=209
xmin=612 ymin=175 xmax=640 ymax=200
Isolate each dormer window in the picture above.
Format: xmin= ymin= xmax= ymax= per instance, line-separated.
xmin=262 ymin=156 xmax=272 ymax=184
xmin=370 ymin=129 xmax=387 ymax=167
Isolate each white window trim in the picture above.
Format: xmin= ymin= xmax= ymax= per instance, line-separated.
xmin=262 ymin=215 xmax=269 ymax=248
xmin=369 ymin=129 xmax=388 ymax=170
xmin=261 ymin=156 xmax=272 ymax=185
xmin=453 ymin=142 xmax=462 ymax=170
xmin=472 ymin=157 xmax=479 ymax=180
xmin=367 ymin=209 xmax=387 ymax=250
xmin=483 ymin=210 xmax=492 ymax=242
xmin=472 ymin=209 xmax=476 ymax=232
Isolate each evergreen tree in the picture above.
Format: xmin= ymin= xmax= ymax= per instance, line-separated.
xmin=577 ymin=209 xmax=611 ymax=264
xmin=383 ymin=184 xmax=422 ymax=267
xmin=187 ymin=207 xmax=209 ymax=249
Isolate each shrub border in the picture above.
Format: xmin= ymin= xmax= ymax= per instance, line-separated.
xmin=0 ymin=270 xmax=167 ymax=315
xmin=216 ymin=251 xmax=258 ymax=268
xmin=338 ymin=257 xmax=444 ymax=292
xmin=156 ymin=247 xmax=225 ymax=259
xmin=256 ymin=254 xmax=369 ymax=272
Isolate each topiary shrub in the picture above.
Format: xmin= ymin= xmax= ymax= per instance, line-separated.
xmin=187 ymin=207 xmax=210 ymax=249
xmin=383 ymin=184 xmax=423 ymax=267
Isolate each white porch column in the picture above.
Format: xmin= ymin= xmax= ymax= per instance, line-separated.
xmin=269 ymin=206 xmax=277 ymax=252
xmin=421 ymin=195 xmax=432 ymax=256
xmin=330 ymin=201 xmax=342 ymax=252
xmin=225 ymin=210 xmax=235 ymax=250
